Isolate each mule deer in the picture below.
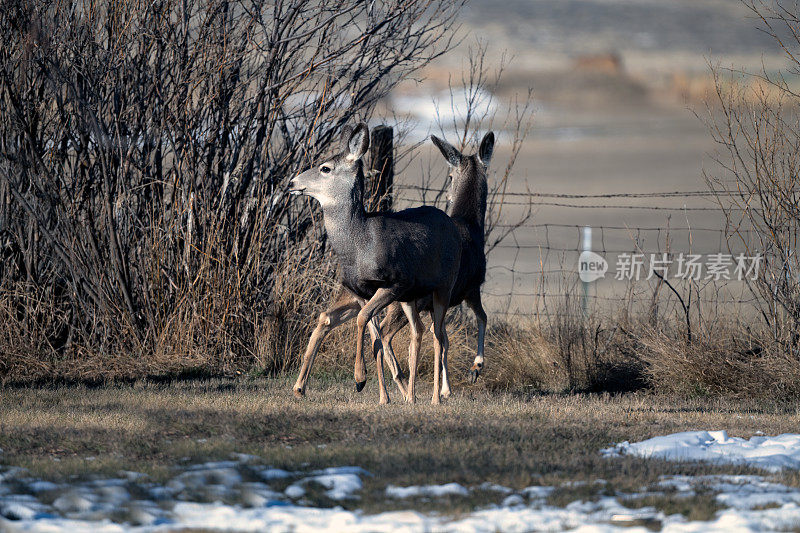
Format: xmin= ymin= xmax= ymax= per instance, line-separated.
xmin=292 ymin=132 xmax=494 ymax=399
xmin=376 ymin=132 xmax=493 ymax=394
xmin=288 ymin=123 xmax=462 ymax=404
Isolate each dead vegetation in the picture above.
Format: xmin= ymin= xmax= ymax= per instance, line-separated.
xmin=0 ymin=0 xmax=464 ymax=379
xmin=1 ymin=0 xmax=800 ymax=404
xmin=1 ymin=377 xmax=799 ymax=509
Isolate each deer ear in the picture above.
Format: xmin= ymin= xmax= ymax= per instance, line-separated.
xmin=431 ymin=135 xmax=462 ymax=166
xmin=478 ymin=131 xmax=494 ymax=168
xmin=346 ymin=123 xmax=370 ymax=161
xmin=340 ymin=125 xmax=354 ymax=152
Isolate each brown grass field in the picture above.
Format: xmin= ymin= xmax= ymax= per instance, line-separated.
xmin=2 ymin=377 xmax=800 ymax=517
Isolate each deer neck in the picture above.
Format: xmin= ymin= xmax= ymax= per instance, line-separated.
xmin=322 ymin=176 xmax=368 ymax=261
xmin=449 ymin=166 xmax=488 ymax=234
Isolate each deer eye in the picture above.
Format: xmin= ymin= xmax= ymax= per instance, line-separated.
xmin=320 ymin=165 xmax=331 ymax=173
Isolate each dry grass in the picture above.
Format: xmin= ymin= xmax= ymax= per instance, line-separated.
xmin=638 ymin=327 xmax=800 ymax=399
xmin=0 ymin=246 xmax=341 ymax=384
xmin=3 ymin=378 xmax=800 ymax=501
xmin=8 ymin=295 xmax=799 ymax=405
xmin=3 ymin=253 xmax=799 ymax=404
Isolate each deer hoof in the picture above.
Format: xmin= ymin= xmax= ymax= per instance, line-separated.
xmin=469 ymin=363 xmax=482 ymax=384
xmin=469 ymin=367 xmax=481 ymax=385
xmin=355 ymin=380 xmax=367 ymax=392
xmin=293 ymin=387 xmax=305 ymax=398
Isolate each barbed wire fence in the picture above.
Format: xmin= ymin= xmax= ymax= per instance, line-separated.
xmin=391 ymin=183 xmax=763 ymax=328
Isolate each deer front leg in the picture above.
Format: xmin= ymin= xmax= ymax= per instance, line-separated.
xmin=294 ymin=292 xmax=361 ymax=398
xmin=353 ymin=297 xmax=368 ymax=393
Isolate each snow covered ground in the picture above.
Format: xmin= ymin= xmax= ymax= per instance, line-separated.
xmin=602 ymin=430 xmax=800 ymax=472
xmin=4 ymin=432 xmax=800 ymax=531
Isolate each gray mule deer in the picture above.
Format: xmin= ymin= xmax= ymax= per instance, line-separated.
xmin=288 ymin=123 xmax=462 ymax=404
xmin=292 ymin=132 xmax=493 ymax=399
xmin=375 ymin=132 xmax=493 ymax=395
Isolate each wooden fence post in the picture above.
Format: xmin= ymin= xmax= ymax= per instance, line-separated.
xmin=369 ymin=125 xmax=393 ymax=212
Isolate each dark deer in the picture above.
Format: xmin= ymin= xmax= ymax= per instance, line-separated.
xmin=376 ymin=133 xmax=493 ymax=395
xmin=288 ymin=123 xmax=462 ymax=404
xmin=292 ymin=132 xmax=494 ymax=399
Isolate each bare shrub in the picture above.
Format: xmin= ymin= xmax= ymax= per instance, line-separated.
xmin=705 ymin=0 xmax=800 ymax=359
xmin=638 ymin=324 xmax=800 ymax=399
xmin=478 ymin=319 xmax=567 ymax=392
xmin=0 ymin=0 xmax=463 ymax=380
xmin=405 ymin=41 xmax=535 ymax=251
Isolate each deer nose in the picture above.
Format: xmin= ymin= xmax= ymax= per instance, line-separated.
xmin=288 ymin=177 xmax=305 ymax=195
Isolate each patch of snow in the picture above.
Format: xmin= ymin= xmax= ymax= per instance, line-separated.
xmin=120 ymin=471 xmax=148 ymax=482
xmin=477 ymin=482 xmax=513 ymax=494
xmin=602 ymin=430 xmax=800 ymax=472
xmin=306 ymin=474 xmax=363 ymax=500
xmin=501 ymin=494 xmax=525 ymax=507
xmin=0 ymin=495 xmax=50 ymax=522
xmin=392 ymin=89 xmax=496 ymax=132
xmin=287 ymin=467 xmax=368 ymax=500
xmin=521 ymin=486 xmax=555 ymax=499
xmin=258 ymin=467 xmax=293 ymax=481
xmin=168 ymin=502 xmax=431 ymax=532
xmin=1 ymin=517 xmax=128 ymax=532
xmin=230 ymin=453 xmax=261 ymax=464
xmin=52 ymin=491 xmax=94 ymax=514
xmin=184 ymin=460 xmax=240 ymax=472
xmin=0 ymin=467 xmax=25 ymax=483
xmin=658 ymin=476 xmax=696 ymax=493
xmin=284 ymin=484 xmax=305 ymax=499
xmin=27 ymin=480 xmax=59 ymax=493
xmin=166 ymin=463 xmax=243 ymax=501
xmin=0 ymin=502 xmax=39 ymax=521
xmin=667 ymin=505 xmax=800 ymax=532
xmin=311 ymin=466 xmax=370 ymax=477
xmin=238 ymin=482 xmax=283 ymax=507
xmin=386 ymin=482 xmax=470 ymax=499
xmin=662 ymin=475 xmax=800 ymax=510
xmin=7 ymin=458 xmax=800 ymax=532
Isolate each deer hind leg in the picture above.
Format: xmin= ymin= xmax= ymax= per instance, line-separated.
xmin=294 ymin=292 xmax=361 ymax=398
xmin=426 ymin=313 xmax=450 ymax=398
xmin=400 ymin=300 xmax=423 ymax=404
xmin=465 ymin=289 xmax=487 ymax=384
xmin=351 ymin=298 xmax=397 ymax=398
xmin=379 ymin=303 xmax=409 ymax=399
xmin=440 ymin=316 xmax=451 ymax=398
xmin=429 ymin=290 xmax=450 ymax=405
xmin=355 ymin=288 xmax=397 ymax=404
xmin=365 ymin=316 xmax=392 ymax=400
